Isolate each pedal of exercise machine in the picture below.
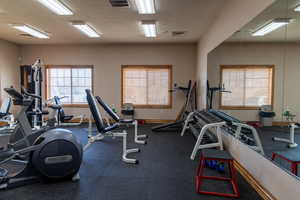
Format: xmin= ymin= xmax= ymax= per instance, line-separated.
xmin=0 ymin=168 xmax=8 ymax=177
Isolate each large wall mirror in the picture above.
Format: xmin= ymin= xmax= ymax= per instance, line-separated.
xmin=208 ymin=0 xmax=300 ymax=180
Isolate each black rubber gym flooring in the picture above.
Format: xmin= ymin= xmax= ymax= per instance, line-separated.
xmin=258 ymin=126 xmax=300 ymax=177
xmin=0 ymin=124 xmax=262 ymax=200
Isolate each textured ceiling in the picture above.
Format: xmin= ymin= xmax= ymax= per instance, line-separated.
xmin=0 ymin=0 xmax=226 ymax=44
xmin=228 ymin=0 xmax=300 ymax=42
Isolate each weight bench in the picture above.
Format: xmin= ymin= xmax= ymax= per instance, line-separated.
xmin=95 ymin=96 xmax=147 ymax=145
xmin=181 ymin=112 xmax=224 ymax=160
xmin=189 ymin=122 xmax=225 ymax=160
xmin=85 ymin=89 xmax=139 ymax=164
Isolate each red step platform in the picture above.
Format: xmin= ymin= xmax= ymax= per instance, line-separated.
xmin=195 ymin=149 xmax=240 ymax=198
xmin=272 ymin=151 xmax=300 ymax=175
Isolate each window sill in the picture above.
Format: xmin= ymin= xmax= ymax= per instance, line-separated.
xmin=219 ymin=106 xmax=262 ymax=110
xmin=62 ymin=104 xmax=89 ymax=108
xmin=123 ymin=104 xmax=172 ymax=109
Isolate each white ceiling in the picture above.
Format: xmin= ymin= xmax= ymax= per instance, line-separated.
xmin=228 ymin=0 xmax=300 ymax=42
xmin=0 ymin=0 xmax=226 ymax=44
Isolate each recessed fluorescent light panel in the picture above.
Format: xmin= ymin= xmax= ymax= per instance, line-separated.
xmin=135 ymin=0 xmax=155 ymax=14
xmin=11 ymin=24 xmax=49 ymax=39
xmin=71 ymin=22 xmax=101 ymax=38
xmin=294 ymin=5 xmax=300 ymax=11
xmin=252 ymin=18 xmax=291 ymax=36
xmin=141 ymin=20 xmax=157 ymax=37
xmin=38 ymin=0 xmax=73 ymax=15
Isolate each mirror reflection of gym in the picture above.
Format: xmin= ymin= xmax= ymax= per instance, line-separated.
xmin=208 ymin=0 xmax=300 ymax=179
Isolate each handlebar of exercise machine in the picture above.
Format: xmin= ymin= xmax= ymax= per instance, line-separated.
xmin=21 ymin=87 xmax=42 ymax=100
xmin=4 ymin=87 xmax=42 ymax=107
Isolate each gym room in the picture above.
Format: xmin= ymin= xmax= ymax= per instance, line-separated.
xmin=0 ymin=0 xmax=300 ymax=199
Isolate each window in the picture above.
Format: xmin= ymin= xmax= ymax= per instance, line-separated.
xmin=220 ymin=65 xmax=274 ymax=110
xmin=121 ymin=65 xmax=172 ymax=108
xmin=45 ymin=65 xmax=93 ymax=105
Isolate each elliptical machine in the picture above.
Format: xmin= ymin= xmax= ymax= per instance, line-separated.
xmin=0 ymin=87 xmax=83 ymax=190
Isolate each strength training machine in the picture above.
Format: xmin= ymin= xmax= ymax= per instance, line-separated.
xmin=95 ymin=96 xmax=148 ymax=145
xmin=206 ymin=80 xmax=231 ymax=109
xmin=152 ymin=80 xmax=197 ymax=132
xmin=84 ymin=89 xmax=140 ymax=164
xmin=21 ymin=59 xmax=45 ymax=129
xmin=53 ymin=96 xmax=84 ymax=126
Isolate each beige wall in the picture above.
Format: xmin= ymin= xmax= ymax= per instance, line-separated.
xmin=0 ymin=39 xmax=21 ymax=113
xmin=196 ymin=0 xmax=275 ymax=109
xmin=20 ymin=44 xmax=196 ymax=120
xmin=208 ymin=42 xmax=300 ymax=122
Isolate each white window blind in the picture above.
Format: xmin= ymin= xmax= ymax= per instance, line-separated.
xmin=46 ymin=66 xmax=92 ymax=104
xmin=122 ymin=66 xmax=171 ymax=108
xmin=221 ymin=66 xmax=273 ymax=108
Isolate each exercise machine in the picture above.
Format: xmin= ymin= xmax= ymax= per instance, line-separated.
xmin=206 ymin=80 xmax=231 ymax=109
xmin=7 ymin=87 xmax=48 ymax=150
xmin=0 ymin=98 xmax=12 ymax=119
xmin=0 ymin=98 xmax=14 ymax=128
xmin=95 ymin=96 xmax=147 ymax=145
xmin=181 ymin=110 xmax=265 ymax=159
xmin=21 ymin=59 xmax=46 ymax=129
xmin=272 ymin=123 xmax=299 ymax=148
xmin=0 ymin=87 xmax=83 ymax=189
xmin=152 ymin=80 xmax=197 ymax=132
xmin=53 ymin=96 xmax=84 ymax=126
xmin=85 ymin=89 xmax=139 ymax=164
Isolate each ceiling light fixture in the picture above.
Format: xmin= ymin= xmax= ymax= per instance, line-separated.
xmin=252 ymin=18 xmax=291 ymax=36
xmin=11 ymin=24 xmax=49 ymax=39
xmin=141 ymin=20 xmax=157 ymax=37
xmin=38 ymin=0 xmax=73 ymax=15
xmin=71 ymin=22 xmax=101 ymax=38
xmin=135 ymin=0 xmax=155 ymax=14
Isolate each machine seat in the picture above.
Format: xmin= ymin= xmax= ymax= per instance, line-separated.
xmin=119 ymin=119 xmax=134 ymax=124
xmin=42 ymin=110 xmax=49 ymax=115
xmin=103 ymin=124 xmax=119 ymax=133
xmin=27 ymin=110 xmax=49 ymax=116
xmin=53 ymin=96 xmax=74 ymax=122
xmin=62 ymin=115 xmax=74 ymax=122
